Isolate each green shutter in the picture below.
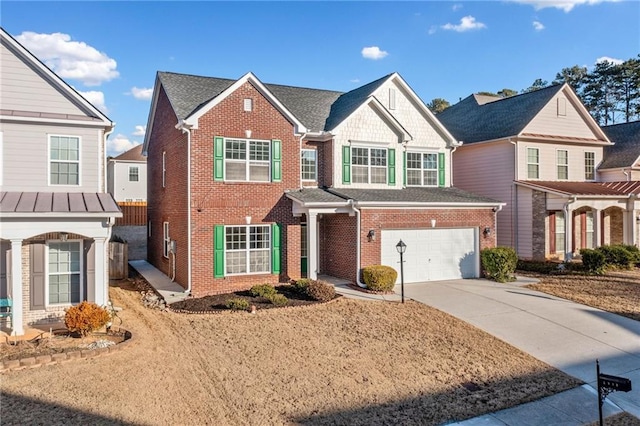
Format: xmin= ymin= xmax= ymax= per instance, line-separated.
xmin=271 ymin=139 xmax=282 ymax=182
xmin=214 ymin=225 xmax=224 ymax=278
xmin=271 ymin=223 xmax=281 ymax=274
xmin=388 ymin=148 xmax=396 ymax=186
xmin=438 ymin=152 xmax=446 ymax=187
xmin=214 ymin=137 xmax=224 ymax=181
xmin=342 ymin=145 xmax=351 ymax=184
xmin=402 ymin=151 xmax=407 ymax=186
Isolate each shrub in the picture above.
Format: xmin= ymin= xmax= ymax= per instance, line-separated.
xmin=250 ymin=284 xmax=277 ymax=298
xmin=265 ymin=293 xmax=289 ymax=306
xmin=362 ymin=265 xmax=397 ymax=292
xmin=292 ymin=278 xmax=311 ymax=293
xmin=480 ymin=247 xmax=518 ymax=283
xmin=516 ymin=259 xmax=563 ymax=274
xmin=305 ymin=280 xmax=336 ymax=302
xmin=580 ymin=248 xmax=607 ymax=275
xmin=596 ymin=245 xmax=635 ymax=269
xmin=64 ymin=301 xmax=111 ymax=337
xmin=225 ymin=298 xmax=250 ymax=311
xmin=618 ymin=244 xmax=640 ymax=264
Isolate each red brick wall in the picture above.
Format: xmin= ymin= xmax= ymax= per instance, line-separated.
xmin=147 ymin=87 xmax=190 ymax=288
xmin=319 ymin=214 xmax=358 ymax=281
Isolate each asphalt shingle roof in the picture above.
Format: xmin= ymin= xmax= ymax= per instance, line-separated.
xmin=112 ymin=144 xmax=145 ymax=161
xmin=600 ymin=121 xmax=640 ymax=169
xmin=286 ymin=187 xmax=500 ymax=205
xmin=437 ymin=85 xmax=563 ymax=144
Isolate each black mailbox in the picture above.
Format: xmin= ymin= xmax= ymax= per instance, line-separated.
xmin=599 ymin=374 xmax=632 ymax=392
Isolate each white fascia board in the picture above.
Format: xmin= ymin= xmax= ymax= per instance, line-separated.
xmin=513 ymin=181 xmax=624 ymax=199
xmin=331 ymin=96 xmax=411 ymax=141
xmin=355 ymin=201 xmax=505 ymax=209
xmin=0 ymin=28 xmax=112 ymax=127
xmin=184 ymin=72 xmax=307 ymax=133
xmin=516 ymin=134 xmax=613 ymax=146
xmin=142 ymin=78 xmax=162 ymax=155
xmin=0 ymin=115 xmax=112 ymax=128
xmin=389 ymin=72 xmax=458 ymax=146
xmin=0 ymin=212 xmax=123 ymax=219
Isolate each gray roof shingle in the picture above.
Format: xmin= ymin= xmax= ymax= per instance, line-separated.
xmin=437 ymin=85 xmax=563 ymax=143
xmin=600 ymin=121 xmax=640 ymax=169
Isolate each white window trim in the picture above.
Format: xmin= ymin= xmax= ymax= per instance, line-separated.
xmin=48 ymin=134 xmax=82 ymax=187
xmin=162 ymin=151 xmax=166 ymax=188
xmin=223 ymin=137 xmax=271 ymax=182
xmin=351 ymin=146 xmax=388 ymax=185
xmin=243 ymin=98 xmax=253 ymax=112
xmin=527 ymin=147 xmax=540 ymax=180
xmin=406 ymin=151 xmax=439 ymax=187
xmin=301 ymin=149 xmax=317 ymax=181
xmin=224 ymin=224 xmax=271 ymax=276
xmin=163 ymin=222 xmax=170 ymax=258
xmin=585 ymin=151 xmax=596 ymax=181
xmin=45 ymin=239 xmax=83 ymax=307
xmin=556 ymin=149 xmax=568 ymax=180
xmin=128 ymin=165 xmax=140 ymax=182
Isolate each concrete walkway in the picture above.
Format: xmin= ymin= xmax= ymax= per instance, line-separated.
xmin=400 ymin=278 xmax=640 ymax=424
xmin=129 ymin=260 xmax=189 ymax=304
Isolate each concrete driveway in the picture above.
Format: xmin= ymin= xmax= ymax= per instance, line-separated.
xmin=400 ymin=278 xmax=640 ymax=418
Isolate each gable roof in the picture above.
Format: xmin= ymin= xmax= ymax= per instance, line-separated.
xmin=437 ymin=85 xmax=563 ymax=144
xmin=111 ymin=144 xmax=145 ymax=162
xmin=0 ymin=27 xmax=112 ymax=128
xmin=515 ymin=180 xmax=640 ymax=197
xmin=600 ymin=121 xmax=640 ymax=169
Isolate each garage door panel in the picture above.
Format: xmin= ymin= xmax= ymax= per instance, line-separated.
xmin=380 ymin=228 xmax=478 ymax=283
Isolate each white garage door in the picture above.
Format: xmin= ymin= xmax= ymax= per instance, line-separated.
xmin=380 ymin=228 xmax=479 ymax=283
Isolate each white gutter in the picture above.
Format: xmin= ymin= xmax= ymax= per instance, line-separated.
xmin=348 ymin=199 xmax=367 ymax=288
xmin=623 ymin=169 xmax=630 ymax=182
xmin=299 ymin=132 xmax=307 ymax=190
xmin=103 ymin=125 xmax=115 ymax=193
xmin=176 ymin=120 xmax=193 ymax=295
xmin=449 ymin=143 xmax=460 ymax=186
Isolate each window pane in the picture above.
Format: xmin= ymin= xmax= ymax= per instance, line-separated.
xmin=249 ymin=141 xmax=270 ymax=161
xmin=301 ymin=150 xmax=317 ymax=180
xmin=424 ymin=170 xmax=438 ymax=186
xmin=585 ymin=152 xmax=595 ymax=180
xmin=423 ymin=153 xmax=437 ymax=170
xmin=49 ymin=242 xmax=81 ymax=304
xmin=225 ymin=139 xmax=246 ymax=160
xmin=225 ymin=251 xmax=246 ymax=274
xmin=300 ymin=224 xmax=308 ymax=257
xmin=555 ymin=212 xmax=565 ymax=253
xmin=352 ymin=166 xmax=368 ymax=183
xmin=226 ymin=227 xmax=246 ymax=250
xmin=406 ymin=153 xmax=421 ymax=169
xmin=352 ymin=148 xmax=368 ymax=166
xmin=407 ymin=170 xmax=421 ymax=186
xmin=250 ymin=226 xmax=270 ymax=249
xmin=371 ymin=167 xmax=386 ymax=184
xmin=528 ymin=164 xmax=539 ymax=179
xmin=370 ymin=149 xmax=386 ymax=167
xmin=249 ymin=250 xmax=270 ymax=273
xmin=249 ymin=163 xmax=270 ymax=181
xmin=226 ymin=162 xmax=246 ymax=181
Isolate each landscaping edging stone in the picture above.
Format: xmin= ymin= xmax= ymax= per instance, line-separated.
xmin=0 ymin=328 xmax=133 ymax=373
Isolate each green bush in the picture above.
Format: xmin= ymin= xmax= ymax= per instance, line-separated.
xmin=64 ymin=302 xmax=111 ymax=337
xmin=292 ymin=278 xmax=311 ymax=293
xmin=516 ymin=259 xmax=563 ymax=274
xmin=250 ymin=284 xmax=277 ymax=298
xmin=225 ymin=298 xmax=250 ymax=311
xmin=596 ymin=245 xmax=635 ymax=269
xmin=265 ymin=293 xmax=289 ymax=306
xmin=618 ymin=244 xmax=640 ymax=264
xmin=362 ymin=265 xmax=397 ymax=292
xmin=480 ymin=247 xmax=518 ymax=283
xmin=580 ymin=248 xmax=607 ymax=275
xmin=306 ymin=280 xmax=336 ymax=302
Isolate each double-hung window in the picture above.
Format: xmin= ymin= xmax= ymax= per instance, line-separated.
xmin=50 ymin=135 xmax=80 ymax=185
xmin=406 ymin=152 xmax=438 ymax=186
xmin=129 ymin=166 xmax=139 ymax=182
xmin=585 ymin=152 xmax=595 ymax=180
xmin=527 ymin=148 xmax=539 ymax=179
xmin=225 ymin=225 xmax=271 ymax=275
xmin=352 ymin=147 xmax=387 ymax=184
xmin=163 ymin=222 xmax=170 ymax=258
xmin=557 ymin=150 xmax=568 ymax=180
xmin=301 ymin=149 xmax=317 ymax=181
xmin=225 ymin=138 xmax=270 ymax=182
xmin=48 ymin=241 xmax=81 ymax=305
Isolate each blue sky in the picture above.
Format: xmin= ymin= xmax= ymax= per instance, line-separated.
xmin=3 ymin=1 xmax=639 ymax=156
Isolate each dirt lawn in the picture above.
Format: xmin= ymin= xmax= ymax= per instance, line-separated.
xmin=525 ymin=269 xmax=640 ymax=321
xmin=1 ymin=280 xmax=580 ymax=425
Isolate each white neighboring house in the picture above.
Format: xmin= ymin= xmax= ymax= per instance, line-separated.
xmin=0 ymin=28 xmax=121 ymax=336
xmin=107 ymin=144 xmax=147 ymax=202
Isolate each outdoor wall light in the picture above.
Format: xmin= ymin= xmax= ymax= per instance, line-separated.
xmin=245 ymin=130 xmax=252 ymax=138
xmin=60 ymin=232 xmax=68 ymax=242
xmin=245 ymin=216 xmax=252 ymax=224
xmin=431 ymin=219 xmax=436 ymax=228
xmin=367 ymin=229 xmax=376 ymax=242
xmin=483 ymin=227 xmax=491 ymax=237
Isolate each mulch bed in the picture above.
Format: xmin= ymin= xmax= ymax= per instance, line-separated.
xmin=170 ymin=285 xmax=325 ymax=312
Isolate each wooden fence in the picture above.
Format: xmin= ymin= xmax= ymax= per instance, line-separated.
xmin=109 ymin=242 xmax=128 ymax=279
xmin=116 ymin=202 xmax=147 ymax=226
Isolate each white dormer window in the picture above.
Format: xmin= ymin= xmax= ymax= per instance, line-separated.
xmin=49 ymin=135 xmax=80 ymax=186
xmin=406 ymin=152 xmax=438 ymax=186
xmin=389 ymin=88 xmax=396 ymax=110
xmin=244 ymin=98 xmax=253 ymax=112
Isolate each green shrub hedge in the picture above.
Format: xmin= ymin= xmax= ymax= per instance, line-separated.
xmin=596 ymin=245 xmax=637 ymax=270
xmin=250 ymin=284 xmax=277 ymax=298
xmin=292 ymin=278 xmax=311 ymax=293
xmin=481 ymin=247 xmax=517 ymax=283
xmin=362 ymin=265 xmax=397 ymax=292
xmin=225 ymin=298 xmax=250 ymax=311
xmin=580 ymin=248 xmax=607 ymax=274
xmin=265 ymin=293 xmax=289 ymax=306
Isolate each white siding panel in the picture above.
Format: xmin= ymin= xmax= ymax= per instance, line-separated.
xmin=516 ymin=187 xmax=533 ymax=259
xmin=1 ymin=122 xmax=101 ymax=192
xmin=517 ymin=142 xmax=604 ymax=181
xmin=523 ymin=90 xmax=600 ymax=140
xmin=0 ymin=42 xmax=86 ymax=116
xmin=453 ymin=141 xmax=515 ymax=247
xmin=112 ymin=162 xmax=147 ymax=201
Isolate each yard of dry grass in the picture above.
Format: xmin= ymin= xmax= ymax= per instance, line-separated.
xmin=0 ymin=279 xmax=581 ymax=425
xmin=524 ymin=269 xmax=640 ymax=321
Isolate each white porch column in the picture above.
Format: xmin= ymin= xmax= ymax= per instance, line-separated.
xmin=93 ymin=237 xmax=107 ymax=306
xmin=307 ymin=212 xmax=318 ymax=280
xmin=564 ymin=208 xmax=574 ymax=261
xmin=593 ymin=208 xmax=602 ymax=248
xmin=10 ymin=239 xmax=24 ymax=336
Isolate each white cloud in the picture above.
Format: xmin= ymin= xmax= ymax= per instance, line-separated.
xmin=533 ymin=20 xmax=545 ymax=31
xmin=361 ymin=46 xmax=388 ymax=60
xmin=428 ymin=26 xmax=438 ymax=35
xmin=509 ymin=0 xmax=620 ymax=12
xmin=596 ymin=56 xmax=623 ymax=65
xmin=130 ymin=86 xmax=153 ymax=100
xmin=133 ymin=125 xmax=146 ymax=136
xmin=441 ymin=16 xmax=487 ymax=32
xmin=15 ymin=31 xmax=118 ymax=86
xmin=350 ymin=78 xmax=361 ymax=83
xmin=452 ymin=4 xmax=463 ymax=11
xmin=107 ymin=134 xmax=139 ymax=157
xmin=77 ymin=90 xmax=108 ymax=114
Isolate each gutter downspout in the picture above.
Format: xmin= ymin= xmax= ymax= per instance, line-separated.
xmin=299 ymin=133 xmax=308 ymax=190
xmin=623 ymin=169 xmax=630 ymax=182
xmin=449 ymin=141 xmax=461 ymax=187
xmin=348 ymin=199 xmax=366 ymax=288
xmin=177 ymin=121 xmax=193 ymax=295
xmin=563 ymin=195 xmax=577 ymax=262
xmin=105 ymin=216 xmax=115 ymax=304
xmin=509 ymin=139 xmax=517 ymax=250
xmin=103 ymin=125 xmax=115 ymax=193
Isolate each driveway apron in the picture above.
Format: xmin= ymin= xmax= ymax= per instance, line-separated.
xmin=402 ymin=278 xmax=640 ymax=418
